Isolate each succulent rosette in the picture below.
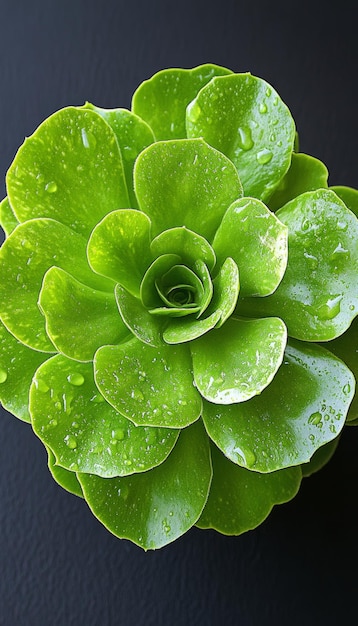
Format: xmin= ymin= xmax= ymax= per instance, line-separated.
xmin=0 ymin=64 xmax=357 ymax=549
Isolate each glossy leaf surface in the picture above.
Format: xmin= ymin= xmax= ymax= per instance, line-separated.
xmin=202 ymin=340 xmax=355 ymax=471
xmin=269 ymin=152 xmax=328 ymax=211
xmin=134 ymin=138 xmax=243 ymax=240
xmin=78 ymin=420 xmax=212 ymax=549
xmin=94 ymin=339 xmax=202 ymax=427
xmin=47 ymin=446 xmax=83 ymax=498
xmin=7 ymin=107 xmax=130 ymax=236
xmin=186 ymin=73 xmax=295 ymax=200
xmin=192 ymin=317 xmax=287 ymax=404
xmin=0 ymin=197 xmax=18 ymax=237
xmin=31 ymin=356 xmax=178 ymax=477
xmin=197 ymin=444 xmax=301 ymax=535
xmin=132 ymin=63 xmax=232 ymax=140
xmin=213 ymin=197 xmax=288 ymax=296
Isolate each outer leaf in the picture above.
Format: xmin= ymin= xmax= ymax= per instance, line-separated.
xmin=78 ymin=420 xmax=212 ymax=550
xmin=320 ymin=317 xmax=358 ymax=422
xmin=132 ymin=63 xmax=232 ymax=140
xmin=30 ymin=356 xmax=178 ymax=477
xmin=39 ymin=267 xmax=128 ymax=362
xmin=202 ymin=339 xmax=355 ymax=472
xmin=0 ymin=321 xmax=49 ymax=422
xmin=115 ymin=284 xmax=165 ymax=347
xmin=212 ymin=197 xmax=288 ymax=297
xmin=7 ymin=107 xmax=130 ymax=237
xmin=46 ymin=446 xmax=84 ymax=498
xmin=0 ymin=197 xmax=19 ymax=237
xmin=150 ymin=226 xmax=216 ymax=272
xmin=134 ymin=138 xmax=243 ymax=240
xmin=84 ymin=105 xmax=154 ymax=207
xmin=238 ymin=189 xmax=358 ymax=340
xmin=186 ymin=73 xmax=296 ymax=200
xmin=0 ymin=218 xmax=111 ymax=352
xmin=330 ymin=185 xmax=358 ymax=217
xmin=94 ymin=339 xmax=202 ymax=428
xmin=87 ymin=209 xmax=152 ymax=297
xmin=301 ymin=438 xmax=339 ymax=478
xmin=269 ymin=152 xmax=328 ymax=212
xmin=197 ymin=443 xmax=301 ymax=535
xmin=191 ymin=317 xmax=287 ymax=404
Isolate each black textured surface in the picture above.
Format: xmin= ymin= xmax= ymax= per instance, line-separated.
xmin=1 ymin=1 xmax=358 ymax=625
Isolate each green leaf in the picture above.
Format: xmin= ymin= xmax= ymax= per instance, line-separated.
xmin=30 ymin=356 xmax=178 ymax=477
xmin=87 ymin=209 xmax=152 ymax=297
xmin=269 ymin=153 xmax=328 ymax=212
xmin=186 ymin=73 xmax=296 ymax=200
xmin=78 ymin=420 xmax=212 ymax=550
xmin=132 ymin=63 xmax=232 ymax=140
xmin=150 ymin=226 xmax=216 ymax=272
xmin=0 ymin=197 xmax=19 ymax=237
xmin=301 ymin=438 xmax=339 ymax=478
xmin=330 ymin=185 xmax=358 ymax=217
xmin=7 ymin=107 xmax=130 ymax=237
xmin=152 ymin=264 xmax=203 ymax=316
xmin=205 ymin=257 xmax=239 ymax=327
xmin=140 ymin=254 xmax=181 ymax=308
xmin=134 ymin=138 xmax=243 ymax=240
xmin=0 ymin=321 xmax=49 ymax=422
xmin=94 ymin=339 xmax=202 ymax=428
xmin=191 ymin=316 xmax=287 ymax=404
xmin=238 ymin=189 xmax=358 ymax=341
xmin=115 ymin=284 xmax=165 ymax=347
xmin=197 ymin=443 xmax=301 ymax=535
xmin=202 ymin=339 xmax=354 ymax=472
xmin=0 ymin=218 xmax=111 ymax=352
xmin=212 ymin=197 xmax=288 ymax=297
xmin=46 ymin=446 xmax=84 ymax=498
xmin=320 ymin=317 xmax=358 ymax=422
xmin=163 ymin=310 xmax=222 ymax=344
xmin=39 ymin=267 xmax=129 ymax=362
xmin=84 ymin=105 xmax=154 ymax=208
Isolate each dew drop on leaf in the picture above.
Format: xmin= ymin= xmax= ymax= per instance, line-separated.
xmin=45 ymin=181 xmax=57 ymax=193
xmin=237 ymin=126 xmax=254 ymax=151
xmin=256 ymin=149 xmax=273 ymax=164
xmin=316 ymin=296 xmax=342 ymax=320
xmin=308 ymin=412 xmax=322 ymax=426
xmin=67 ymin=372 xmax=85 ymax=386
xmin=0 ymin=367 xmax=8 ymax=384
xmin=64 ymin=434 xmax=77 ymax=449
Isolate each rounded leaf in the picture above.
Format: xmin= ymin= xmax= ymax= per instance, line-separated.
xmin=202 ymin=339 xmax=355 ymax=472
xmin=46 ymin=446 xmax=83 ymax=498
xmin=186 ymin=73 xmax=296 ymax=200
xmin=78 ymin=420 xmax=212 ymax=550
xmin=134 ymin=138 xmax=243 ymax=240
xmin=0 ymin=197 xmax=18 ymax=237
xmin=94 ymin=339 xmax=202 ymax=428
xmin=191 ymin=316 xmax=287 ymax=404
xmin=197 ymin=444 xmax=301 ymax=535
xmin=269 ymin=152 xmax=328 ymax=212
xmin=7 ymin=107 xmax=130 ymax=236
xmin=213 ymin=197 xmax=288 ymax=297
xmin=132 ymin=63 xmax=232 ymax=140
xmin=30 ymin=356 xmax=178 ymax=477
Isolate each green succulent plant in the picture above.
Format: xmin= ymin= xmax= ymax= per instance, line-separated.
xmin=0 ymin=64 xmax=357 ymax=549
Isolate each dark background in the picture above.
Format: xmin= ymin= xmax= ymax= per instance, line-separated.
xmin=1 ymin=1 xmax=358 ymax=624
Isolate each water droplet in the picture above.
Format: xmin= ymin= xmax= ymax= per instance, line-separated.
xmin=337 ymin=220 xmax=348 ymax=231
xmin=233 ymin=445 xmax=256 ymax=467
xmin=309 ymin=434 xmax=315 ymax=442
xmin=34 ymin=378 xmax=49 ymax=393
xmin=259 ymin=102 xmax=268 ymax=113
xmin=64 ymin=434 xmax=77 ymax=449
xmin=69 ymin=462 xmax=79 ymax=471
xmin=303 ymin=252 xmax=318 ymax=270
xmin=349 ymin=304 xmax=355 ymax=311
xmin=45 ymin=181 xmax=57 ymax=193
xmin=256 ymin=149 xmax=273 ymax=164
xmin=124 ymin=459 xmax=132 ymax=466
xmin=112 ymin=428 xmax=125 ymax=441
xmin=49 ymin=418 xmax=58 ymax=428
xmin=308 ymin=411 xmax=322 ymax=426
xmin=117 ymin=484 xmax=129 ymax=500
xmin=145 ymin=429 xmax=158 ymax=445
xmin=67 ymin=372 xmax=85 ymax=386
xmin=187 ymin=100 xmax=202 ymax=123
xmin=91 ymin=393 xmax=105 ymax=403
xmin=265 ymin=87 xmax=272 ymax=97
xmin=0 ymin=367 xmax=8 ymax=384
xmin=131 ymin=389 xmax=144 ymax=402
xmin=343 ymin=383 xmax=351 ymax=396
xmin=301 ymin=218 xmax=312 ymax=232
xmin=330 ymin=243 xmax=350 ymax=266
xmin=237 ymin=126 xmax=254 ymax=151
xmin=330 ymin=424 xmax=337 ymax=434
xmin=316 ymin=295 xmax=342 ymax=320
xmin=81 ymin=128 xmax=97 ymax=149
xmin=162 ymin=519 xmax=171 ymax=534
